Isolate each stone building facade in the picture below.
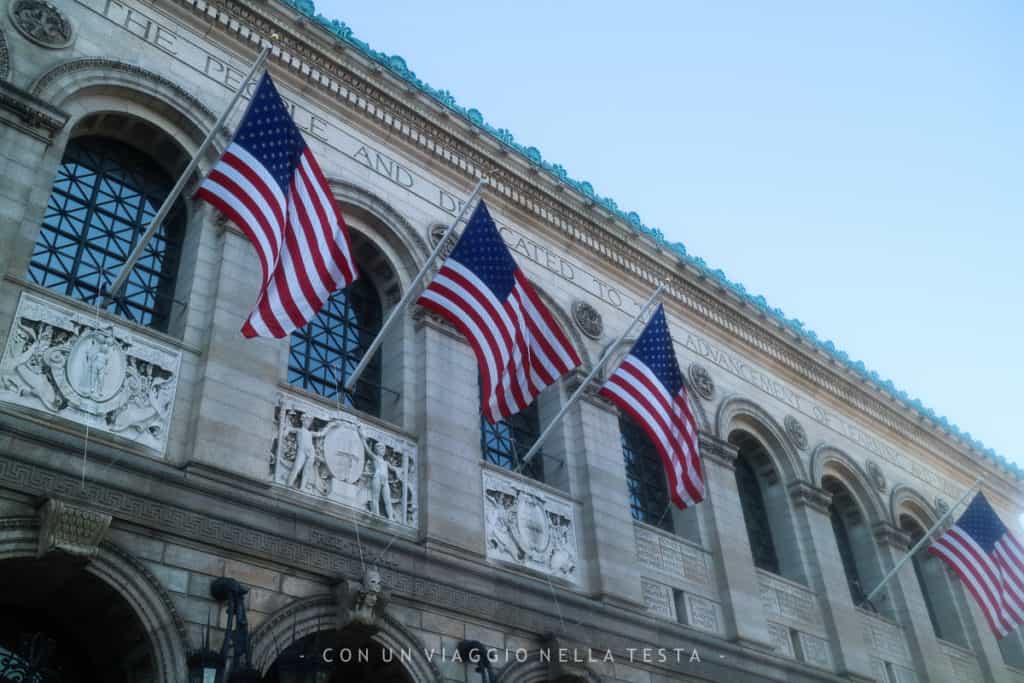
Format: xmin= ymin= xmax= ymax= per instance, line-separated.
xmin=0 ymin=1 xmax=1021 ymax=682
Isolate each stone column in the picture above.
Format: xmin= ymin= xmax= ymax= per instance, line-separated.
xmin=415 ymin=310 xmax=485 ymax=556
xmin=788 ymin=481 xmax=874 ymax=682
xmin=565 ymin=382 xmax=644 ymax=607
xmin=700 ymin=435 xmax=774 ymax=650
xmin=870 ymin=521 xmax=952 ymax=683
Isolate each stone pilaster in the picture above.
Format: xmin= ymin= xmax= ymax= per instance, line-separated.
xmin=700 ymin=434 xmax=774 ymax=651
xmin=788 ymin=480 xmax=874 ymax=681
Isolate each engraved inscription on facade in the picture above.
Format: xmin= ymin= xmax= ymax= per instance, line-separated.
xmin=767 ymin=622 xmax=794 ymax=659
xmin=758 ymin=571 xmax=824 ymax=630
xmin=797 ymin=632 xmax=833 ymax=670
xmin=0 ymin=292 xmax=181 ymax=453
xmin=635 ymin=524 xmax=713 ymax=591
xmin=861 ymin=612 xmax=911 ymax=666
xmin=640 ymin=578 xmax=675 ymax=621
xmin=270 ymin=395 xmax=418 ymax=527
xmin=483 ymin=469 xmax=579 ymax=584
xmin=683 ymin=594 xmax=722 ymax=635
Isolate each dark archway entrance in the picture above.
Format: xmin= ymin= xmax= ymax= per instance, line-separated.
xmin=0 ymin=555 xmax=155 ymax=683
xmin=263 ymin=631 xmax=414 ymax=683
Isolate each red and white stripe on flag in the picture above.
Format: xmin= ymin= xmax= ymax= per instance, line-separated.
xmin=196 ymin=72 xmax=356 ymax=338
xmin=930 ymin=493 xmax=1024 ymax=638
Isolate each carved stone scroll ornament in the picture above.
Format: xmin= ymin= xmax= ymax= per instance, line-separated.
xmin=687 ymin=363 xmax=714 ymax=401
xmin=37 ymin=499 xmax=112 ymax=560
xmin=482 ymin=469 xmax=579 ymax=584
xmin=270 ymin=396 xmax=418 ymax=527
xmin=784 ymin=415 xmax=808 ymax=451
xmin=571 ymin=300 xmax=603 ymax=339
xmin=333 ymin=564 xmax=389 ymax=639
xmin=8 ymin=0 xmax=73 ymax=49
xmin=0 ymin=293 xmax=181 ymax=453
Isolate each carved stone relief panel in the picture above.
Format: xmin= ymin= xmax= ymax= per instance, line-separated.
xmin=640 ymin=577 xmax=676 ymax=621
xmin=482 ymin=468 xmax=579 ymax=584
xmin=767 ymin=622 xmax=794 ymax=659
xmin=796 ymin=632 xmax=833 ymax=671
xmin=270 ymin=395 xmax=418 ymax=528
xmin=683 ymin=593 xmax=722 ymax=635
xmin=861 ymin=612 xmax=911 ymax=666
xmin=758 ymin=571 xmax=825 ymax=632
xmin=0 ymin=293 xmax=181 ymax=453
xmin=635 ymin=524 xmax=715 ymax=594
xmin=8 ymin=0 xmax=73 ymax=48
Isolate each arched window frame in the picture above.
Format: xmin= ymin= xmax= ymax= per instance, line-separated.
xmin=822 ymin=475 xmax=887 ymax=614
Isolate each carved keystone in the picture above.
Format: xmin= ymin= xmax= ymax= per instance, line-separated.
xmin=333 ymin=565 xmax=390 ymax=642
xmin=540 ymin=634 xmax=600 ymax=682
xmin=37 ymin=499 xmax=111 ymax=560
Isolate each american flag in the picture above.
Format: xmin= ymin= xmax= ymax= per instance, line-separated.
xmin=197 ymin=72 xmax=356 ymax=338
xmin=417 ymin=200 xmax=581 ymax=422
xmin=931 ymin=491 xmax=1024 ymax=638
xmin=599 ymin=304 xmax=704 ymax=509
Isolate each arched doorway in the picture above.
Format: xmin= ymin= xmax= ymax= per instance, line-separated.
xmin=262 ymin=631 xmax=413 ymax=683
xmin=0 ymin=555 xmax=157 ymax=682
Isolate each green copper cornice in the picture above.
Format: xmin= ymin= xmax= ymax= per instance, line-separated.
xmin=275 ymin=0 xmax=1018 ymax=478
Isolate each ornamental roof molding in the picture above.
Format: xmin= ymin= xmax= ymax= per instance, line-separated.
xmin=173 ymin=0 xmax=1018 ymax=482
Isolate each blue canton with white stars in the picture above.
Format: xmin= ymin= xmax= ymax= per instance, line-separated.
xmin=630 ymin=304 xmax=684 ymax=395
xmin=956 ymin=492 xmax=1008 ymax=553
xmin=233 ymin=72 xmax=307 ymax=194
xmin=448 ymin=201 xmax=517 ymax=299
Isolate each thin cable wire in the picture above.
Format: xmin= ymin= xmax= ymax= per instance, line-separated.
xmin=80 ymin=268 xmax=108 ymax=490
xmin=544 ymin=573 xmax=567 ymax=634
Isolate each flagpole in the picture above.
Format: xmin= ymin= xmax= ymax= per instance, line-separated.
xmin=102 ymin=42 xmax=274 ymax=308
xmin=514 ymin=282 xmax=667 ymax=475
xmin=862 ymin=475 xmax=985 ymax=605
xmin=343 ymin=179 xmax=486 ymax=395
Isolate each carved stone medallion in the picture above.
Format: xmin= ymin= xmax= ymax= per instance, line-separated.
xmin=0 ymin=31 xmax=9 ymax=81
xmin=687 ymin=363 xmax=714 ymax=401
xmin=483 ymin=469 xmax=579 ymax=584
xmin=866 ymin=460 xmax=887 ymax=493
xmin=270 ymin=395 xmax=418 ymax=527
xmin=8 ymin=0 xmax=73 ymax=49
xmin=571 ymin=300 xmax=602 ymax=339
xmin=784 ymin=415 xmax=808 ymax=451
xmin=0 ymin=292 xmax=181 ymax=453
xmin=427 ymin=223 xmax=458 ymax=260
xmin=934 ymin=498 xmax=949 ymax=519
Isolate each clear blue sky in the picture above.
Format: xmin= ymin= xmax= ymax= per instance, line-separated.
xmin=318 ymin=1 xmax=1023 ymax=466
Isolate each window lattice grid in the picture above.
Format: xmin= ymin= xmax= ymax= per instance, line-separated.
xmin=288 ymin=278 xmax=382 ymax=415
xmin=480 ymin=400 xmax=544 ymax=481
xmin=28 ymin=137 xmax=185 ymax=332
xmin=619 ymin=415 xmax=674 ymax=532
xmin=734 ymin=454 xmax=780 ymax=574
xmin=831 ymin=505 xmax=867 ymax=605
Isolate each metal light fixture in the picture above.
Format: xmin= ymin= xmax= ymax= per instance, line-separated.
xmin=456 ymin=640 xmax=493 ymax=683
xmin=187 ymin=648 xmax=224 ymax=683
xmin=207 ymin=577 xmax=260 ymax=683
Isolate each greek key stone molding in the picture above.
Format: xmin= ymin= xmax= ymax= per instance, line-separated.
xmin=687 ymin=363 xmax=714 ymax=400
xmin=640 ymin=577 xmax=676 ymax=620
xmin=867 ymin=459 xmax=887 ymax=492
xmin=571 ymin=300 xmax=603 ymax=339
xmin=788 ymin=481 xmax=832 ymax=514
xmin=271 ymin=394 xmax=418 ymax=528
xmin=0 ymin=292 xmax=182 ymax=454
xmin=634 ymin=522 xmax=715 ymax=594
xmin=757 ymin=570 xmax=825 ymax=632
xmin=784 ymin=415 xmax=808 ymax=451
xmin=482 ymin=468 xmax=579 ymax=584
xmin=0 ymin=30 xmax=9 ymax=81
xmin=8 ymin=0 xmax=73 ymax=49
xmin=36 ymin=498 xmax=111 ymax=559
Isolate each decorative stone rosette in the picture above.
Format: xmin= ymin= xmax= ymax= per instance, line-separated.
xmin=8 ymin=0 xmax=73 ymax=49
xmin=687 ymin=363 xmax=714 ymax=400
xmin=270 ymin=394 xmax=418 ymax=527
xmin=785 ymin=415 xmax=808 ymax=451
xmin=571 ymin=300 xmax=603 ymax=339
xmin=482 ymin=468 xmax=579 ymax=584
xmin=0 ymin=292 xmax=181 ymax=453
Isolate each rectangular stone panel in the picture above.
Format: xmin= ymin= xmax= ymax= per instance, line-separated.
xmin=640 ymin=577 xmax=676 ymax=621
xmin=758 ymin=570 xmax=825 ymax=632
xmin=860 ymin=611 xmax=911 ymax=667
xmin=796 ymin=632 xmax=834 ymax=671
xmin=0 ymin=291 xmax=182 ymax=454
xmin=767 ymin=622 xmax=794 ymax=659
xmin=683 ymin=593 xmax=723 ymax=635
xmin=482 ymin=468 xmax=579 ymax=585
xmin=634 ymin=523 xmax=714 ymax=593
xmin=940 ymin=644 xmax=982 ymax=682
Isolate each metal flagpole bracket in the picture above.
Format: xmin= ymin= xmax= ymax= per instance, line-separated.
xmin=342 ymin=178 xmax=486 ymax=395
xmin=513 ymin=282 xmax=666 ymax=474
xmin=861 ymin=474 xmax=985 ymax=606
xmin=102 ymin=41 xmax=274 ymax=309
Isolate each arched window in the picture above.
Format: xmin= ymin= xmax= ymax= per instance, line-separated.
xmin=824 ymin=477 xmax=884 ymax=611
xmin=480 ymin=403 xmax=543 ymax=481
xmin=28 ymin=136 xmax=186 ymax=332
xmin=620 ymin=413 xmax=673 ymax=532
xmin=729 ymin=431 xmax=804 ymax=582
xmin=288 ymin=277 xmax=382 ymax=415
xmin=901 ymin=515 xmax=969 ymax=647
